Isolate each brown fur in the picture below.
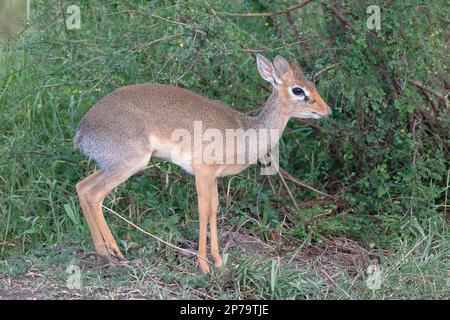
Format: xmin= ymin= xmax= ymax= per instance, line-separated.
xmin=75 ymin=55 xmax=330 ymax=273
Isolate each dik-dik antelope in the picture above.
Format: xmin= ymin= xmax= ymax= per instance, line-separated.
xmin=74 ymin=54 xmax=331 ymax=273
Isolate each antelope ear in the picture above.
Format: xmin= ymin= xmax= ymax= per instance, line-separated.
xmin=274 ymin=55 xmax=290 ymax=76
xmin=256 ymin=54 xmax=282 ymax=85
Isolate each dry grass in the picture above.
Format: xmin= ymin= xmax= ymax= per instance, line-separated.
xmin=0 ymin=233 xmax=388 ymax=300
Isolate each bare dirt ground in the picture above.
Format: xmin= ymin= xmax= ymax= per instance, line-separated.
xmin=0 ymin=232 xmax=381 ymax=300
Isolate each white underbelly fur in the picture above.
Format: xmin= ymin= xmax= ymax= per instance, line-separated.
xmin=149 ymin=135 xmax=194 ymax=174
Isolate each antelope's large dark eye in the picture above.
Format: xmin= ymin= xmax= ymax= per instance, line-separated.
xmin=292 ymin=87 xmax=305 ymax=96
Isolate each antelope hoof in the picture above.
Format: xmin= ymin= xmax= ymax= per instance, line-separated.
xmin=212 ymin=253 xmax=223 ymax=268
xmin=103 ymin=243 xmax=126 ymax=261
xmin=198 ymin=258 xmax=210 ymax=274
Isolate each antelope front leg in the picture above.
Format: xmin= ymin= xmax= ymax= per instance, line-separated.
xmin=195 ymin=174 xmax=213 ymax=273
xmin=210 ymin=178 xmax=222 ymax=267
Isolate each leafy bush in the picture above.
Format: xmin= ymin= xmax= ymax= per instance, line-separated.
xmin=0 ymin=0 xmax=448 ymax=257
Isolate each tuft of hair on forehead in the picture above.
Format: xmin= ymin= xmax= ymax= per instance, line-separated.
xmin=289 ymin=63 xmax=308 ymax=82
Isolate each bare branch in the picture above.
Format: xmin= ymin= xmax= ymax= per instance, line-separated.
xmin=408 ymin=79 xmax=447 ymax=103
xmin=313 ymin=63 xmax=337 ymax=81
xmin=204 ymin=1 xmax=223 ymax=23
xmin=328 ymin=6 xmax=360 ymax=35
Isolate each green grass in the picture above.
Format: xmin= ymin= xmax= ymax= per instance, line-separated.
xmin=1 ymin=230 xmax=448 ymax=299
xmin=0 ymin=0 xmax=448 ymax=300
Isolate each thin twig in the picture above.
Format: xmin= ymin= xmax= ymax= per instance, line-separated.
xmin=313 ymin=63 xmax=337 ymax=81
xmin=321 ymin=268 xmax=338 ymax=287
xmin=328 ymin=6 xmax=360 ymax=36
xmin=299 ymin=198 xmax=350 ymax=210
xmin=102 ymin=9 xmax=189 ymax=27
xmin=277 ymin=168 xmax=302 ymax=215
xmin=227 ymin=0 xmax=314 ymax=17
xmin=267 ymin=155 xmax=302 ymax=217
xmin=408 ymin=79 xmax=447 ymax=102
xmin=278 ymin=166 xmax=334 ymax=198
xmin=239 ymin=39 xmax=313 ymax=53
xmin=384 ymin=235 xmax=428 ymax=274
xmin=100 ymin=204 xmax=212 ymax=265
xmin=59 ymin=0 xmax=69 ymax=37
xmin=204 ymin=1 xmax=222 ymax=23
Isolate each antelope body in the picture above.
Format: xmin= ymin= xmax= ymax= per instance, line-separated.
xmin=75 ymin=55 xmax=331 ymax=273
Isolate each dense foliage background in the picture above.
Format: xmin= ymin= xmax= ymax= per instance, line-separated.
xmin=0 ymin=0 xmax=448 ymax=299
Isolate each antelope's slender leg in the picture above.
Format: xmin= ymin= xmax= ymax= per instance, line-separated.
xmin=76 ymin=170 xmax=107 ymax=255
xmin=77 ymin=157 xmax=149 ymax=259
xmin=209 ymin=177 xmax=222 ymax=267
xmin=195 ymin=174 xmax=214 ymax=274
